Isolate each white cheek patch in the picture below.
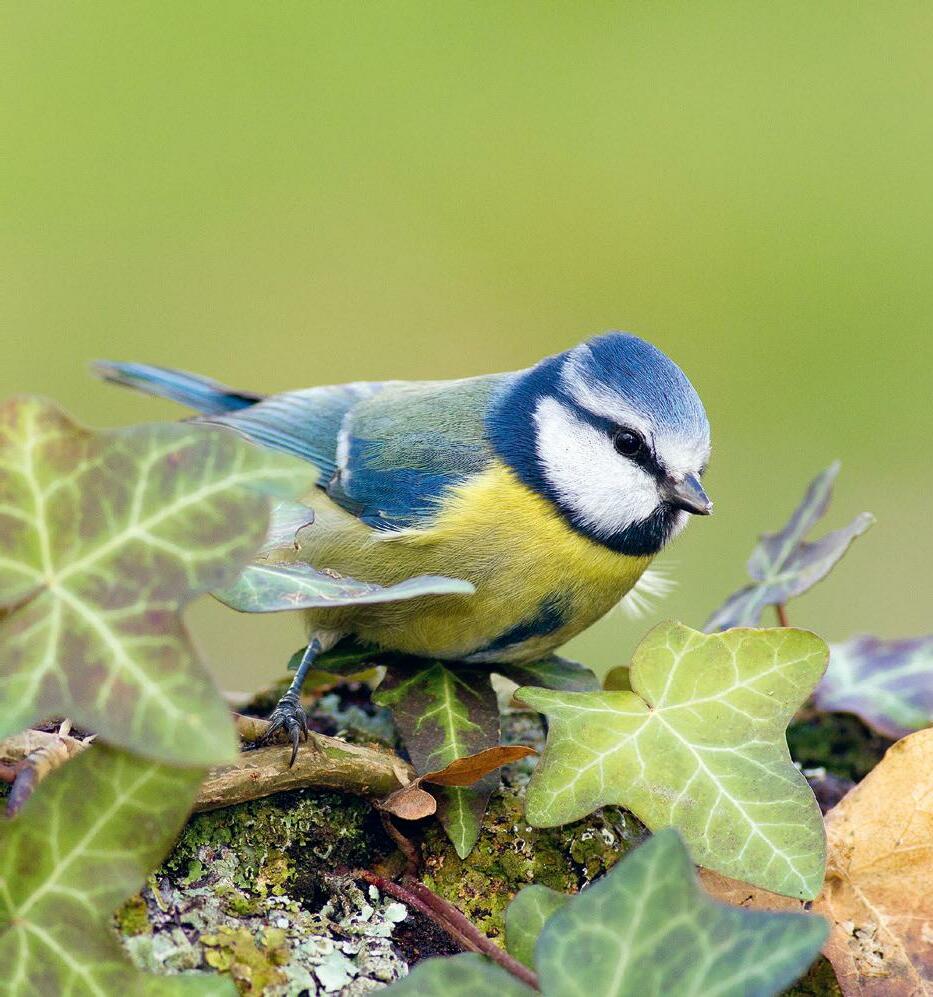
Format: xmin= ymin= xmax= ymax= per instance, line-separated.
xmin=534 ymin=397 xmax=660 ymax=538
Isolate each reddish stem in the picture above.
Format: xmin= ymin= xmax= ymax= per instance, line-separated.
xmin=356 ymin=869 xmax=539 ymax=990
xmin=776 ymin=604 xmax=789 ymax=627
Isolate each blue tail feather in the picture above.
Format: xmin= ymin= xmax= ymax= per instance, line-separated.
xmin=93 ymin=362 xmax=263 ymax=415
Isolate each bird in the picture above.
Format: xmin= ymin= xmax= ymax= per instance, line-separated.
xmin=96 ymin=332 xmax=712 ymax=762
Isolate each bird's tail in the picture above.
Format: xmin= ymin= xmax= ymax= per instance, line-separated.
xmin=92 ymin=362 xmax=264 ymax=416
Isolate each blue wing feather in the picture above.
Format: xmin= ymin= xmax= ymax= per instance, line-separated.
xmin=95 ymin=360 xmax=510 ymax=531
xmin=201 ymin=382 xmax=386 ymax=482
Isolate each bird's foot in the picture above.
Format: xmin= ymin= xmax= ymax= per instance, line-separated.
xmin=259 ymin=692 xmax=314 ymax=768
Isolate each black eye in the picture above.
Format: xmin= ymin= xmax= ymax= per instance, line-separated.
xmin=612 ymin=427 xmax=645 ymax=458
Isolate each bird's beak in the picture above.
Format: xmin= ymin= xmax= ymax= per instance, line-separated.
xmin=660 ymin=473 xmax=713 ymax=516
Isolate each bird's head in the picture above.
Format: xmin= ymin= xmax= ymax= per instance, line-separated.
xmin=487 ymin=332 xmax=712 ymax=556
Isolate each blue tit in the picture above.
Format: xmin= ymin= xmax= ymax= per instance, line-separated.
xmin=97 ymin=331 xmax=711 ymax=757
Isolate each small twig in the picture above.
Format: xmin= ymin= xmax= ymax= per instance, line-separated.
xmin=379 ymin=813 xmax=421 ymax=876
xmin=356 ymin=870 xmax=540 ymax=990
xmin=775 ymin=603 xmax=789 ymax=627
xmin=5 ymin=724 xmax=89 ymax=816
xmin=0 ymin=719 xmax=415 ymax=813
xmin=195 ymin=717 xmax=415 ymax=810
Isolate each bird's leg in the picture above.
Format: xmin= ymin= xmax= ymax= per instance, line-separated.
xmin=260 ymin=638 xmax=323 ymax=767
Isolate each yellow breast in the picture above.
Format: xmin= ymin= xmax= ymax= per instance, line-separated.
xmin=296 ymin=460 xmax=652 ymax=661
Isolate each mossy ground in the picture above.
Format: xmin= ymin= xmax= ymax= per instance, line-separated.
xmin=108 ymin=685 xmax=882 ymax=994
xmin=422 ymin=788 xmax=648 ymax=941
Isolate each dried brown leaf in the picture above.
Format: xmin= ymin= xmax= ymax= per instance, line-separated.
xmin=375 ymin=744 xmax=536 ymax=821
xmin=377 ymin=783 xmax=439 ymax=820
xmin=422 ymin=745 xmax=537 ymax=786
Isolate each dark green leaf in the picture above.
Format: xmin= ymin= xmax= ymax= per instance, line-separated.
xmin=814 ymin=634 xmax=933 ymax=738
xmin=0 ymin=398 xmax=315 ymax=765
xmin=518 ymin=621 xmax=828 ymax=898
xmin=0 ymin=743 xmax=234 ymax=994
xmin=213 ymin=559 xmax=473 ymax=612
xmin=534 ymin=829 xmax=827 ymax=997
xmin=384 ymin=953 xmax=534 ymax=996
xmin=374 ymin=660 xmax=498 ymax=857
xmin=495 ymin=654 xmax=600 ymax=692
xmin=705 ymin=463 xmax=874 ymax=631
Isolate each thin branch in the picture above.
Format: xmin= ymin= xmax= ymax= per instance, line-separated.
xmin=0 ymin=718 xmax=416 ymax=814
xmin=195 ymin=728 xmax=414 ymax=811
xmin=775 ymin=603 xmax=789 ymax=627
xmin=356 ymin=870 xmax=540 ymax=991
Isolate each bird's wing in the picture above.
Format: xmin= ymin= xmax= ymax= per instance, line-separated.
xmin=203 ymin=374 xmax=508 ymax=530
xmin=199 ymin=381 xmax=389 ymax=482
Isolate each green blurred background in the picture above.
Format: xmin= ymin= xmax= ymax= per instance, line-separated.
xmin=2 ymin=3 xmax=931 ymax=690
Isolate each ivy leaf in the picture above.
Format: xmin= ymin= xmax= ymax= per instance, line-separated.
xmin=0 ymin=743 xmax=234 ymax=995
xmin=385 ymin=953 xmax=534 ymax=996
xmin=255 ymin=499 xmax=315 ymax=555
xmin=535 ymin=829 xmax=826 ymax=996
xmin=504 ymin=885 xmax=569 ymax=969
xmin=495 ymin=654 xmax=601 ymax=692
xmin=701 ymin=728 xmax=933 ymax=997
xmin=388 ymin=831 xmax=827 ymax=997
xmin=705 ymin=463 xmax=874 ymax=631
xmin=213 ymin=559 xmax=474 ymax=613
xmin=518 ymin=621 xmax=828 ymax=898
xmin=813 ymin=634 xmax=933 ymax=739
xmin=0 ymin=397 xmax=315 ymax=765
xmin=374 ymin=660 xmax=499 ymax=858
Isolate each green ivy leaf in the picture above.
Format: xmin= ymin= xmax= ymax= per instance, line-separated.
xmin=374 ymin=660 xmax=498 ymax=858
xmin=0 ymin=743 xmax=234 ymax=995
xmin=518 ymin=621 xmax=828 ymax=898
xmin=533 ymin=829 xmax=827 ymax=996
xmin=705 ymin=463 xmax=874 ymax=631
xmin=388 ymin=831 xmax=827 ymax=997
xmin=504 ymin=884 xmax=569 ymax=969
xmin=814 ymin=634 xmax=933 ymax=738
xmin=213 ymin=559 xmax=474 ymax=612
xmin=495 ymin=654 xmax=601 ymax=692
xmin=0 ymin=397 xmax=315 ymax=765
xmin=255 ymin=499 xmax=315 ymax=555
xmin=385 ymin=953 xmax=534 ymax=996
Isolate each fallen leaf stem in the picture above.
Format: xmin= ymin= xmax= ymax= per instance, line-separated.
xmin=356 ymin=869 xmax=540 ymax=991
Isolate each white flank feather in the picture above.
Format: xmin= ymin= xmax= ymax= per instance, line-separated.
xmin=615 ymin=565 xmax=677 ymax=619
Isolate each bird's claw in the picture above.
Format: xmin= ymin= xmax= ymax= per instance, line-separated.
xmin=259 ymin=692 xmax=309 ymax=768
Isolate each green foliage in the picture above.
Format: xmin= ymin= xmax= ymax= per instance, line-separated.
xmin=503 ymin=884 xmax=568 ymax=969
xmin=814 ymin=634 xmax=933 ymax=739
xmin=0 ymin=398 xmax=314 ymax=764
xmin=392 ymin=831 xmax=828 ymax=997
xmin=213 ymin=559 xmax=474 ymax=612
xmin=494 ymin=654 xmax=601 ymax=692
xmin=387 ymin=952 xmax=534 ymax=996
xmin=519 ymin=621 xmax=828 ymax=898
xmin=530 ymin=830 xmax=827 ymax=996
xmin=375 ymin=660 xmax=499 ymax=858
xmin=0 ymin=743 xmax=233 ymax=995
xmin=705 ymin=463 xmax=874 ymax=631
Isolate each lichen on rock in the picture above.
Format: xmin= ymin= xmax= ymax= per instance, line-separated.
xmin=117 ymin=786 xmax=412 ymax=994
